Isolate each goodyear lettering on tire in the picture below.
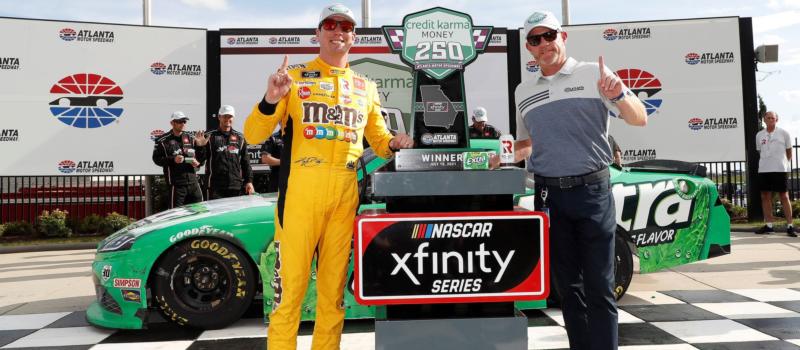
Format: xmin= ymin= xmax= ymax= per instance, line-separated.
xmin=189 ymin=239 xmax=248 ymax=299
xmin=155 ymin=295 xmax=188 ymax=325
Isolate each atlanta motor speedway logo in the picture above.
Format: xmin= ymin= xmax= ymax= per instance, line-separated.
xmin=57 ymin=160 xmax=114 ymax=174
xmin=602 ymin=27 xmax=651 ymax=40
xmin=688 ymin=117 xmax=738 ymax=130
xmin=685 ymin=51 xmax=735 ymax=65
xmin=226 ymin=36 xmax=259 ymax=45
xmin=49 ymin=73 xmax=124 ymax=129
xmin=0 ymin=57 xmax=20 ymax=70
xmin=150 ymin=62 xmax=202 ymax=76
xmin=59 ymin=28 xmax=115 ymax=43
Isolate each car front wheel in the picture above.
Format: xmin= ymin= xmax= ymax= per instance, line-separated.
xmin=152 ymin=238 xmax=255 ymax=329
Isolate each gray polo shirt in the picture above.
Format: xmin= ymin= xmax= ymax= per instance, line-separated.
xmin=515 ymin=57 xmax=630 ymax=178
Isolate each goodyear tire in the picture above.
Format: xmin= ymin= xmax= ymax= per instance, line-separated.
xmin=153 ymin=238 xmax=255 ymax=329
xmin=547 ymin=232 xmax=634 ymax=306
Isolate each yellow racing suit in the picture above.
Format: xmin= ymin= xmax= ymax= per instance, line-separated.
xmin=244 ymin=57 xmax=394 ymax=350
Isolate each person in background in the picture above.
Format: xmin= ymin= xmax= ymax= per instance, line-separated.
xmin=204 ymin=105 xmax=254 ymax=199
xmin=260 ymin=130 xmax=283 ymax=193
xmin=243 ymin=4 xmax=414 ymax=349
xmin=755 ymin=111 xmax=795 ymax=237
xmin=495 ymin=10 xmax=647 ymax=349
xmin=468 ymin=106 xmax=501 ymax=139
xmin=152 ymin=111 xmax=207 ymax=208
xmin=608 ymin=134 xmax=622 ymax=166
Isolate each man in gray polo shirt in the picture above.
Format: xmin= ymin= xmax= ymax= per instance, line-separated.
xmin=510 ymin=10 xmax=647 ymax=350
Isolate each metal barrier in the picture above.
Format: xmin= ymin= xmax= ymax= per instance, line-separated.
xmin=699 ymin=161 xmax=748 ymax=208
xmin=6 ymin=147 xmax=800 ymax=224
xmin=1 ymin=176 xmax=146 ymax=224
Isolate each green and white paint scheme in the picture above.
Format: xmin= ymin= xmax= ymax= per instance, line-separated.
xmin=88 ymin=137 xmax=730 ymax=330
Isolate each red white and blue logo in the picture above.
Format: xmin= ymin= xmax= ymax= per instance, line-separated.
xmin=227 ymin=37 xmax=236 ymax=45
xmin=58 ymin=160 xmax=76 ymax=174
xmin=150 ymin=129 xmax=165 ymax=141
xmin=49 ymin=73 xmax=124 ymax=129
xmin=688 ymin=117 xmax=704 ymax=130
xmin=526 ymin=60 xmax=540 ymax=73
xmin=602 ymin=28 xmax=618 ymax=41
xmin=310 ymin=36 xmax=319 ymax=44
xmin=685 ymin=53 xmax=701 ymax=65
xmin=269 ymin=37 xmax=278 ymax=44
xmin=617 ymin=68 xmax=662 ymax=116
xmin=150 ymin=62 xmax=167 ymax=75
xmin=59 ymin=28 xmax=77 ymax=41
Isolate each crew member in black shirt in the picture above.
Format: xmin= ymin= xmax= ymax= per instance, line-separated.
xmin=204 ymin=105 xmax=254 ymax=199
xmin=468 ymin=106 xmax=501 ymax=139
xmin=152 ymin=111 xmax=207 ymax=208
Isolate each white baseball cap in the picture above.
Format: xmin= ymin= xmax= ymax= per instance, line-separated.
xmin=170 ymin=111 xmax=189 ymax=121
xmin=523 ymin=11 xmax=562 ymax=37
xmin=472 ymin=107 xmax=488 ymax=122
xmin=218 ymin=104 xmax=235 ymax=117
xmin=319 ymin=3 xmax=357 ymax=27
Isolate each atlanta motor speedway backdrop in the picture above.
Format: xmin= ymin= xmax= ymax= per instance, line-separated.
xmin=520 ymin=17 xmax=745 ymax=163
xmin=0 ymin=16 xmax=752 ymax=176
xmin=0 ymin=17 xmax=206 ymax=176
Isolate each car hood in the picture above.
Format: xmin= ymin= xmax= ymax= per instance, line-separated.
xmin=120 ymin=193 xmax=278 ymax=239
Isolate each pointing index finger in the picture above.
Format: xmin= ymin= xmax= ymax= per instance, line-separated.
xmin=280 ymin=55 xmax=289 ymax=72
xmin=599 ymin=56 xmax=605 ymax=78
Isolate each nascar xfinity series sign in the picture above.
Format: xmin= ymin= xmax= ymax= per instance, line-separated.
xmin=354 ymin=211 xmax=548 ymax=305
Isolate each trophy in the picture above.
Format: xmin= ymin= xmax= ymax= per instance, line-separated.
xmin=383 ymin=8 xmax=493 ymax=170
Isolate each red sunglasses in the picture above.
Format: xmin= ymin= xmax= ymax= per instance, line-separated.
xmin=526 ymin=29 xmax=559 ymax=46
xmin=320 ymin=18 xmax=355 ymax=33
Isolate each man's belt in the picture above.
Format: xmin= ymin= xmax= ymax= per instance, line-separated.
xmin=534 ymin=168 xmax=610 ymax=189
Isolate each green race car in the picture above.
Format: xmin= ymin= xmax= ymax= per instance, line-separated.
xmin=88 ymin=140 xmax=730 ymax=329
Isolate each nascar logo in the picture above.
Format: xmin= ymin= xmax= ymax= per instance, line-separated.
xmin=411 ymin=222 xmax=493 ymax=239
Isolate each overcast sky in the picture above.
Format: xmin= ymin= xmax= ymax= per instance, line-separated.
xmin=2 ymin=0 xmax=798 ymax=142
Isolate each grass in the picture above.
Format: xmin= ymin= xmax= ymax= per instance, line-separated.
xmin=0 ymin=235 xmax=104 ymax=247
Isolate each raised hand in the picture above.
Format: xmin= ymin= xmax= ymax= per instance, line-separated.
xmin=194 ymin=131 xmax=208 ymax=146
xmin=597 ymin=56 xmax=623 ymax=100
xmin=264 ymin=55 xmax=293 ymax=104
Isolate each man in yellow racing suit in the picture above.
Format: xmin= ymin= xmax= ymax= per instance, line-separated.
xmin=244 ymin=4 xmax=413 ymax=349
